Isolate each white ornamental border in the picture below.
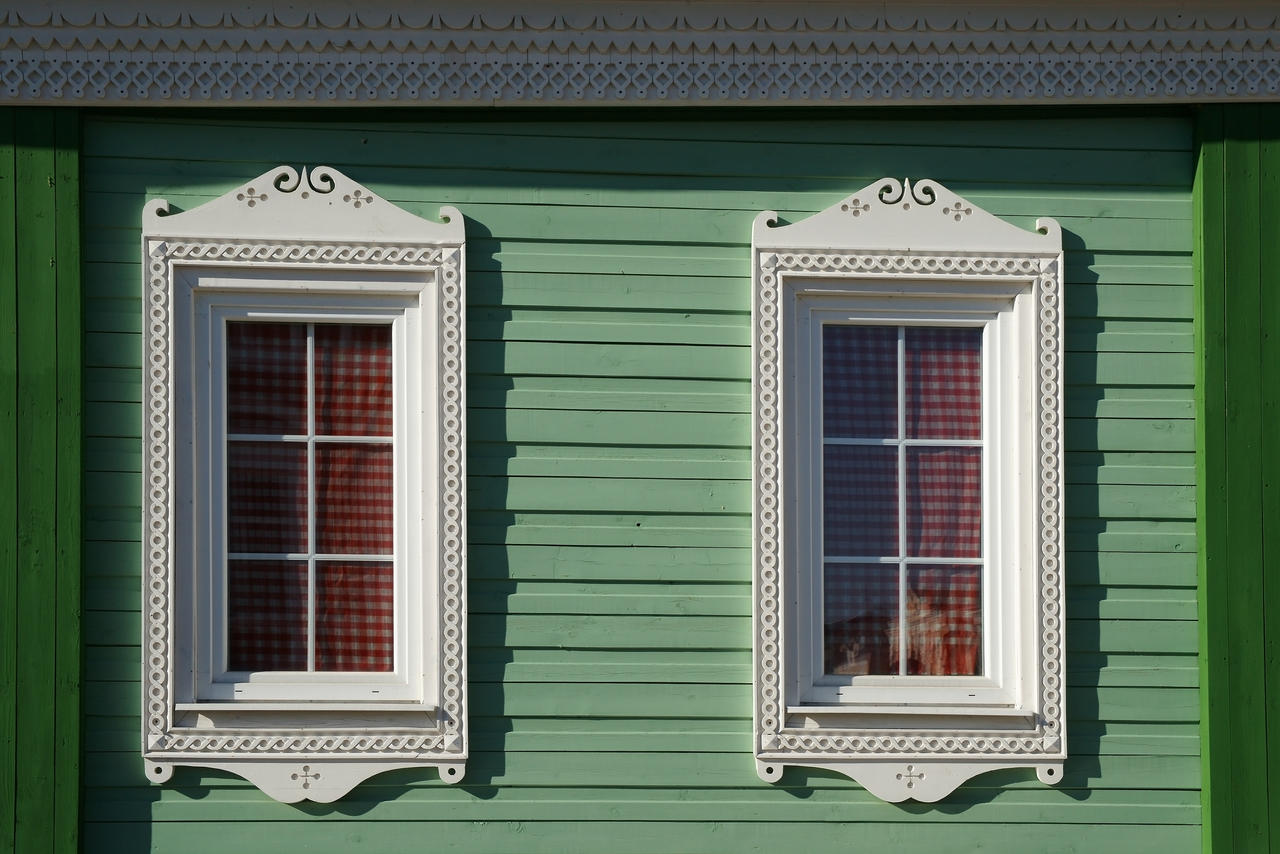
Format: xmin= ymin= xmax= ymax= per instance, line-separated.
xmin=750 ymin=249 xmax=1065 ymax=757
xmin=142 ymin=236 xmax=467 ymax=760
xmin=4 ymin=3 xmax=1280 ymax=105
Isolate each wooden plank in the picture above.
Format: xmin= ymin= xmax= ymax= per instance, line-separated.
xmin=79 ymin=254 xmax=1194 ymax=298
xmin=1067 ymin=551 xmax=1197 ymax=587
xmin=81 ymin=747 xmax=1200 ymax=791
xmin=81 ymin=369 xmax=140 ymax=405
xmin=1259 ymin=104 xmax=1280 ymax=854
xmin=83 ymin=155 xmax=1197 ymax=216
xmin=81 ymin=226 xmax=1189 ymax=289
xmin=78 ymin=541 xmax=757 ymax=584
xmin=1193 ymin=104 xmax=1231 ymax=853
xmin=51 ymin=108 xmax=80 ymax=854
xmin=1065 ymin=519 xmax=1195 ymax=554
xmin=79 ymin=119 xmax=1196 ymax=185
xmin=470 ymin=444 xmax=751 ymax=480
xmin=471 ymin=409 xmax=748 ymax=447
xmin=84 ymin=113 xmax=1193 ymax=153
xmin=1067 ymin=388 xmax=1195 ymax=419
xmin=462 ymin=582 xmax=1196 ymax=621
xmin=75 ymin=610 xmax=1199 ymax=658
xmin=456 ymin=310 xmax=1198 ymax=354
xmin=14 ymin=109 xmax=58 ymax=854
xmin=100 ymin=820 xmax=1196 ymax=854
xmin=77 ymin=788 xmax=1198 ymax=829
xmin=85 ymin=184 xmax=1193 ymax=252
xmin=79 ymin=709 xmax=1200 ymax=756
xmin=82 ymin=297 xmax=139 ymax=335
xmin=477 ymin=381 xmax=1195 ymax=421
xmin=1066 ymin=451 xmax=1195 ymax=486
xmin=83 ymin=784 xmax=1204 ymax=824
xmin=468 ymin=308 xmax=752 ymax=347
xmin=0 ymin=105 xmax=17 ymax=854
xmin=1223 ymin=106 xmax=1270 ymax=854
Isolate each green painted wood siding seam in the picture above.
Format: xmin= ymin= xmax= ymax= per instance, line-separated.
xmin=0 ymin=108 xmax=81 ymax=854
xmin=1194 ymin=104 xmax=1228 ymax=854
xmin=51 ymin=109 xmax=81 ymax=854
xmin=0 ymin=106 xmax=17 ymax=854
xmin=1264 ymin=104 xmax=1280 ymax=854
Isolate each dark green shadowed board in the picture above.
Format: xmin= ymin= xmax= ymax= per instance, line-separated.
xmin=81 ymin=111 xmax=1196 ymax=853
xmin=0 ymin=107 xmax=81 ymax=854
xmin=0 ymin=106 xmax=16 ymax=854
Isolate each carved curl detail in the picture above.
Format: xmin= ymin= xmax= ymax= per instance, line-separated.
xmin=876 ymin=178 xmax=937 ymax=208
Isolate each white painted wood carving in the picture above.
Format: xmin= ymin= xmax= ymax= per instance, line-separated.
xmin=141 ymin=166 xmax=467 ymax=802
xmin=5 ymin=2 xmax=1280 ymax=106
xmin=751 ymin=178 xmax=1065 ymax=802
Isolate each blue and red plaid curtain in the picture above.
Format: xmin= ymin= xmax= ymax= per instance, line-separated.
xmin=822 ymin=325 xmax=983 ymax=677
xmin=225 ymin=321 xmax=395 ymax=673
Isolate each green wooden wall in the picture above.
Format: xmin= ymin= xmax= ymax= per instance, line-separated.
xmin=1196 ymin=103 xmax=1280 ymax=854
xmin=79 ymin=112 xmax=1199 ymax=852
xmin=0 ymin=107 xmax=82 ymax=854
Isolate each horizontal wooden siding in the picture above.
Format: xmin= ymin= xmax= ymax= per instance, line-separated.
xmin=80 ymin=111 xmax=1198 ymax=853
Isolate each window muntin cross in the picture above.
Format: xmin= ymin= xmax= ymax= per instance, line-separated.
xmin=223 ymin=321 xmax=396 ymax=675
xmin=820 ymin=324 xmax=983 ymax=679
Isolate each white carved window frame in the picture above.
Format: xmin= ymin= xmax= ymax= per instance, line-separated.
xmin=141 ymin=166 xmax=467 ymax=802
xmin=751 ymin=178 xmax=1066 ymax=803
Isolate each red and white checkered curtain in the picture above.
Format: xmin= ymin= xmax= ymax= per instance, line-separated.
xmin=224 ymin=321 xmax=395 ymax=674
xmin=821 ymin=325 xmax=983 ymax=677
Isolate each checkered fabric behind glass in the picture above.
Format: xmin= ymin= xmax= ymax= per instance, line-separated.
xmin=225 ymin=321 xmax=395 ymax=673
xmin=821 ymin=325 xmax=982 ymax=677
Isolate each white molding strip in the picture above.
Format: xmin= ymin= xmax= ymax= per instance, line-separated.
xmin=4 ymin=2 xmax=1280 ymax=106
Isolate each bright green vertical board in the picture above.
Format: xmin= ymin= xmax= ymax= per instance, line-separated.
xmin=0 ymin=108 xmax=81 ymax=854
xmin=1197 ymin=104 xmax=1280 ymax=854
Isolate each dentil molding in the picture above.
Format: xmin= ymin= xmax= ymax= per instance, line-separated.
xmin=3 ymin=1 xmax=1280 ymax=105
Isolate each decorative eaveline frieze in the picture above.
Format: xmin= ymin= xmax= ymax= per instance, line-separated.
xmin=4 ymin=2 xmax=1280 ymax=105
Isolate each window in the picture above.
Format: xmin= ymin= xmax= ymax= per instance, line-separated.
xmin=751 ymin=178 xmax=1065 ymax=802
xmin=194 ymin=312 xmax=417 ymax=706
xmin=142 ymin=166 xmax=467 ymax=802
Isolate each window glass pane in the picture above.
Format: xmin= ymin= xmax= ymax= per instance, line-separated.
xmin=823 ymin=325 xmax=897 ymax=439
xmin=227 ymin=559 xmax=308 ymax=671
xmin=905 ymin=447 xmax=982 ymax=558
xmin=904 ymin=565 xmax=982 ymax=676
xmin=315 ymin=324 xmax=393 ymax=437
xmin=905 ymin=326 xmax=982 ymax=440
xmin=227 ymin=442 xmax=308 ymax=553
xmin=315 ymin=444 xmax=394 ymax=555
xmin=824 ymin=445 xmax=898 ymax=557
xmin=316 ymin=561 xmax=394 ymax=672
xmin=226 ymin=322 xmax=307 ymax=435
xmin=824 ymin=563 xmax=897 ymax=676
